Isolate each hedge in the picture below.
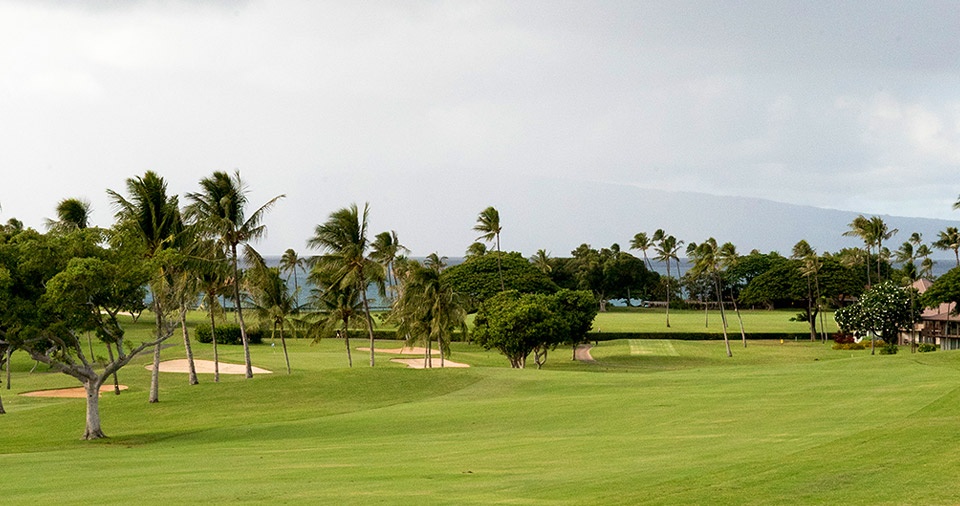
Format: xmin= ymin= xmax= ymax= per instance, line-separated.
xmin=195 ymin=324 xmax=264 ymax=345
xmin=585 ymin=332 xmax=812 ymax=342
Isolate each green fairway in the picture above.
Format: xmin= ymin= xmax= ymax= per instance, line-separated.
xmin=592 ymin=307 xmax=838 ymax=334
xmin=2 ymin=315 xmax=959 ymax=504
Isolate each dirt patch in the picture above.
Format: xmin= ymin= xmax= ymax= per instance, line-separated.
xmin=146 ymin=359 xmax=272 ymax=374
xmin=390 ymin=358 xmax=470 ymax=369
xmin=21 ymin=385 xmax=129 ymax=398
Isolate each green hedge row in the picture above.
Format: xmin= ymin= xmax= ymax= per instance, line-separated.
xmin=585 ymin=332 xmax=813 ymax=342
xmin=195 ymin=324 xmax=264 ymax=345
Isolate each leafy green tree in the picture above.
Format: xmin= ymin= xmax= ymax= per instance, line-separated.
xmin=922 ymin=266 xmax=960 ymax=310
xmin=570 ymin=243 xmax=652 ymax=311
xmin=441 ymin=251 xmax=557 ymax=306
xmin=553 ymin=289 xmax=599 ymax=360
xmin=108 ymin=171 xmax=186 ymax=402
xmin=185 ymin=170 xmax=284 ymax=379
xmin=308 ymin=203 xmax=385 ymax=367
xmin=474 ymin=206 xmax=504 ymax=291
xmin=835 ymin=281 xmax=915 ymax=355
xmin=473 ymin=291 xmax=570 ymax=369
xmin=389 ymin=256 xmax=467 ymax=367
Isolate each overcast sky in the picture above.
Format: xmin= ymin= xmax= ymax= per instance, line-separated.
xmin=2 ymin=1 xmax=959 ymax=256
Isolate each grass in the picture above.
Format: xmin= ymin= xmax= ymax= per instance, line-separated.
xmin=592 ymin=307 xmax=838 ymax=334
xmin=1 ymin=312 xmax=958 ymax=504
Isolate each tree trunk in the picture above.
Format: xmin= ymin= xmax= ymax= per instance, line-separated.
xmin=731 ymin=297 xmax=746 ymax=348
xmin=0 ymin=388 xmax=5 ymax=414
xmin=180 ymin=301 xmax=199 ymax=385
xmin=664 ymin=262 xmax=672 ymax=328
xmin=210 ymin=304 xmax=220 ymax=383
xmin=359 ymin=277 xmax=377 ymax=367
xmin=495 ymin=235 xmax=505 ymax=292
xmin=279 ymin=322 xmax=291 ymax=375
xmin=5 ymin=346 xmax=11 ymax=390
xmin=149 ymin=308 xmax=162 ymax=403
xmin=426 ymin=337 xmax=432 ymax=368
xmin=715 ymin=276 xmax=732 ymax=358
xmin=231 ymin=244 xmax=254 ymax=379
xmin=83 ymin=378 xmax=106 ymax=440
xmin=106 ymin=344 xmax=121 ymax=395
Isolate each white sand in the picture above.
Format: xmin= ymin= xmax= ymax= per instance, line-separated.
xmin=390 ymin=358 xmax=470 ymax=369
xmin=146 ymin=359 xmax=273 ymax=374
xmin=21 ymin=385 xmax=129 ymax=398
xmin=357 ymin=346 xmax=441 ymax=355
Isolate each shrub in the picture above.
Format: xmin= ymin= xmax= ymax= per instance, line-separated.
xmin=195 ymin=324 xmax=263 ymax=345
xmin=879 ymin=342 xmax=899 ymax=355
xmin=833 ymin=332 xmax=856 ymax=345
xmin=918 ymin=343 xmax=938 ymax=353
xmin=833 ymin=342 xmax=866 ymax=350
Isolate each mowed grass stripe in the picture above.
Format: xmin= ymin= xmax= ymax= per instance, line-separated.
xmin=629 ymin=339 xmax=679 ymax=356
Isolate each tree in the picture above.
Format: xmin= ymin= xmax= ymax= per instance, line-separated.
xmin=195 ymin=238 xmax=230 ymax=382
xmin=718 ymin=242 xmax=748 ymax=348
xmin=465 ymin=241 xmax=487 ymax=258
xmin=923 ymin=266 xmax=960 ymax=310
xmin=308 ymin=203 xmax=385 ymax=367
xmin=530 ymin=249 xmax=552 ymax=275
xmin=185 ymin=170 xmax=284 ymax=379
xmin=371 ymin=230 xmax=408 ymax=304
xmin=389 ymin=256 xmax=468 ymax=368
xmin=279 ymin=248 xmax=307 ymax=301
xmin=870 ymin=216 xmax=898 ymax=282
xmin=245 ymin=249 xmax=297 ymax=374
xmin=303 ymin=272 xmax=366 ymax=368
xmin=45 ymin=198 xmax=93 ymax=232
xmin=0 ymin=229 xmax=163 ymax=439
xmin=472 ymin=291 xmax=570 ymax=369
xmin=653 ymin=230 xmax=683 ymax=327
xmin=553 ymin=289 xmax=599 ymax=360
xmin=687 ymin=239 xmax=732 ymax=357
xmin=108 ymin=171 xmax=186 ymax=402
xmin=570 ymin=244 xmax=652 ymax=311
xmin=629 ymin=232 xmax=654 ymax=270
xmin=835 ymin=281 xmax=915 ymax=355
xmin=934 ymin=227 xmax=960 ymax=268
xmin=843 ymin=215 xmax=875 ymax=286
xmin=792 ymin=240 xmax=824 ymax=342
xmin=474 ymin=206 xmax=504 ymax=291
xmin=441 ymin=251 xmax=557 ymax=306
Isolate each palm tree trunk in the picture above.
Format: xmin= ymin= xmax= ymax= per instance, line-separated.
xmin=279 ymin=322 xmax=291 ymax=374
xmin=209 ymin=301 xmax=220 ymax=383
xmin=664 ymin=262 xmax=671 ymax=328
xmin=732 ymin=297 xmax=746 ymax=348
xmin=231 ymin=244 xmax=254 ymax=379
xmin=715 ymin=276 xmax=732 ymax=357
xmin=6 ymin=346 xmax=12 ymax=390
xmin=341 ymin=321 xmax=353 ymax=368
xmin=180 ymin=300 xmax=199 ymax=385
xmin=359 ymin=277 xmax=377 ymax=367
xmin=150 ymin=302 xmax=163 ymax=403
xmin=495 ymin=235 xmax=505 ymax=292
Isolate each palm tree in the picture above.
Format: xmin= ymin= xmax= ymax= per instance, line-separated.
xmin=843 ymin=215 xmax=875 ymax=287
xmin=934 ymin=227 xmax=960 ymax=268
xmin=45 ymin=198 xmax=93 ymax=232
xmin=195 ymin=238 xmax=229 ymax=382
xmin=107 ymin=171 xmax=184 ymax=403
xmin=718 ymin=241 xmax=748 ymax=348
xmin=245 ymin=250 xmax=297 ymax=374
xmin=371 ymin=230 xmax=408 ymax=303
xmin=653 ymin=230 xmax=682 ymax=328
xmin=390 ymin=256 xmax=468 ymax=368
xmin=304 ymin=276 xmax=366 ymax=368
xmin=630 ymin=232 xmax=654 ymax=270
xmin=688 ymin=239 xmax=732 ymax=357
xmin=870 ymin=215 xmax=898 ymax=282
xmin=185 ymin=170 xmax=284 ymax=379
xmin=474 ymin=206 xmax=504 ymax=291
xmin=308 ymin=203 xmax=385 ymax=367
xmin=465 ymin=242 xmax=487 ymax=258
xmin=279 ymin=248 xmax=306 ymax=299
xmin=792 ymin=240 xmax=824 ymax=342
xmin=530 ymin=249 xmax=552 ymax=274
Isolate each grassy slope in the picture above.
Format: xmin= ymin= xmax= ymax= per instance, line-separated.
xmin=0 ymin=314 xmax=957 ymax=504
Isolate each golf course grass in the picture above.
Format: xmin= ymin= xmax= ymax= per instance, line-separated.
xmin=1 ymin=311 xmax=958 ymax=504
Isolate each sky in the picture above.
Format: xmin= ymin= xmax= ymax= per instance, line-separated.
xmin=1 ymin=0 xmax=959 ymax=256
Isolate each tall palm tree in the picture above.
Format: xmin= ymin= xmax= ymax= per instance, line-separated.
xmin=279 ymin=248 xmax=306 ymax=299
xmin=843 ymin=215 xmax=875 ymax=287
xmin=185 ymin=170 xmax=284 ymax=379
xmin=718 ymin=241 xmax=748 ymax=348
xmin=653 ymin=230 xmax=682 ymax=328
xmin=474 ymin=206 xmax=504 ymax=291
xmin=918 ymin=244 xmax=934 ymax=279
xmin=304 ymin=276 xmax=366 ymax=368
xmin=45 ymin=198 xmax=93 ymax=232
xmin=630 ymin=232 xmax=654 ymax=270
xmin=371 ymin=230 xmax=408 ymax=303
xmin=792 ymin=240 xmax=824 ymax=342
xmin=390 ymin=256 xmax=468 ymax=368
xmin=870 ymin=215 xmax=898 ymax=282
xmin=934 ymin=227 xmax=960 ymax=268
xmin=195 ymin=238 xmax=229 ymax=382
xmin=687 ymin=238 xmax=732 ymax=357
xmin=107 ymin=171 xmax=184 ymax=403
xmin=308 ymin=203 xmax=385 ymax=367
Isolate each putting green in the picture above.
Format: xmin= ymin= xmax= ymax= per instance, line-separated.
xmin=629 ymin=339 xmax=679 ymax=356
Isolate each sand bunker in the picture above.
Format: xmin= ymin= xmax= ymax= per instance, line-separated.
xmin=146 ymin=359 xmax=272 ymax=375
xmin=21 ymin=385 xmax=129 ymax=398
xmin=357 ymin=346 xmax=441 ymax=355
xmin=390 ymin=358 xmax=469 ymax=369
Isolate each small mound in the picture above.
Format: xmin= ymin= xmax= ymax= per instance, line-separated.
xmin=146 ymin=359 xmax=272 ymax=374
xmin=357 ymin=346 xmax=440 ymax=356
xmin=21 ymin=385 xmax=129 ymax=398
xmin=391 ymin=358 xmax=470 ymax=369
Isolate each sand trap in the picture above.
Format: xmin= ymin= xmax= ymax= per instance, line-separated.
xmin=357 ymin=346 xmax=441 ymax=356
xmin=21 ymin=385 xmax=129 ymax=398
xmin=390 ymin=358 xmax=470 ymax=369
xmin=146 ymin=359 xmax=272 ymax=375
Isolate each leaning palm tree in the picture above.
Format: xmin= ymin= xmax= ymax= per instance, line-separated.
xmin=279 ymin=248 xmax=306 ymax=300
xmin=843 ymin=215 xmax=875 ymax=287
xmin=465 ymin=242 xmax=487 ymax=258
xmin=107 ymin=171 xmax=184 ymax=403
xmin=530 ymin=249 xmax=552 ymax=274
xmin=195 ymin=238 xmax=230 ymax=382
xmin=652 ymin=230 xmax=682 ymax=328
xmin=308 ymin=203 xmax=385 ymax=367
xmin=934 ymin=227 xmax=960 ymax=268
xmin=474 ymin=206 xmax=504 ymax=291
xmin=792 ymin=240 xmax=824 ymax=342
xmin=304 ymin=276 xmax=366 ymax=368
xmin=688 ymin=238 xmax=732 ymax=357
xmin=45 ymin=197 xmax=93 ymax=232
xmin=630 ymin=232 xmax=654 ymax=270
xmin=718 ymin=241 xmax=748 ymax=348
xmin=185 ymin=170 xmax=284 ymax=379
xmin=869 ymin=215 xmax=898 ymax=282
